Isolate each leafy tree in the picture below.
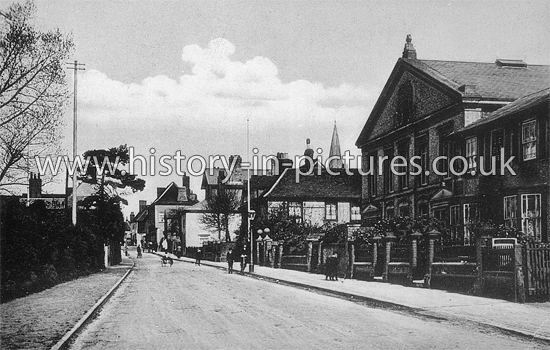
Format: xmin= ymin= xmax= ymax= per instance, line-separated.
xmin=0 ymin=1 xmax=74 ymax=191
xmin=201 ymin=183 xmax=241 ymax=242
xmin=79 ymin=144 xmax=145 ymax=206
xmin=78 ymin=145 xmax=145 ymax=247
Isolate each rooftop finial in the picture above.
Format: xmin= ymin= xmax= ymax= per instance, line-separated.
xmin=402 ymin=34 xmax=417 ymax=59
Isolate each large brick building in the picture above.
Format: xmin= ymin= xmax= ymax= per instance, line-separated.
xmin=355 ymin=36 xmax=549 ymax=243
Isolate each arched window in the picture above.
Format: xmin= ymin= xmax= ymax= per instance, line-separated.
xmin=395 ymin=81 xmax=415 ymax=127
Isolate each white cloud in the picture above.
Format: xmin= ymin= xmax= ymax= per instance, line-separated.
xmin=60 ymin=38 xmax=380 ymax=219
xmin=76 ymin=38 xmax=375 ymax=161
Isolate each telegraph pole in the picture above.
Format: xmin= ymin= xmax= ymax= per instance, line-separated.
xmin=66 ymin=60 xmax=85 ymax=225
xmin=247 ymin=119 xmax=255 ymax=272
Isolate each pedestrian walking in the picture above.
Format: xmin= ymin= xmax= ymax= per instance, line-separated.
xmin=137 ymin=244 xmax=142 ymax=258
xmin=226 ymin=248 xmax=234 ymax=274
xmin=330 ymin=252 xmax=339 ymax=281
xmin=195 ymin=249 xmax=202 ymax=266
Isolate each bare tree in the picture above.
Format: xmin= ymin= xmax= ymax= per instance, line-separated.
xmin=0 ymin=1 xmax=73 ymax=192
xmin=201 ymin=184 xmax=241 ymax=242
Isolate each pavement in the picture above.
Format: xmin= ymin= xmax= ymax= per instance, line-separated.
xmin=0 ymin=255 xmax=133 ymax=350
xmin=160 ymin=252 xmax=550 ymax=343
xmin=2 ymin=250 xmax=548 ymax=349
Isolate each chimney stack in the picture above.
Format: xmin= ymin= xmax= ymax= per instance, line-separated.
xmin=157 ymin=187 xmax=165 ymax=198
xmin=275 ymin=152 xmax=293 ymax=175
xmin=402 ymin=34 xmax=417 ymax=60
xmin=139 ymin=200 xmax=147 ymax=212
xmin=29 ymin=172 xmax=42 ymax=198
xmin=182 ymin=173 xmax=190 ymax=190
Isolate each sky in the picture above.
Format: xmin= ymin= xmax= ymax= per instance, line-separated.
xmin=8 ymin=0 xmax=549 ymax=218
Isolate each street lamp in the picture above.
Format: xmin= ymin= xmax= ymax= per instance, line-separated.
xmin=255 ymin=228 xmax=270 ymax=268
xmin=248 ymin=210 xmax=256 ymax=272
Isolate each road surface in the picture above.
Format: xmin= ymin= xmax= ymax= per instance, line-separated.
xmin=69 ymin=251 xmax=546 ymax=349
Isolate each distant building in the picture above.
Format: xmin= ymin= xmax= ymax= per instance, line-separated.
xmin=132 ymin=175 xmax=198 ymax=254
xmin=260 ymin=135 xmax=362 ymax=229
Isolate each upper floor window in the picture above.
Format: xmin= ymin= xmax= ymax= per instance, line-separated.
xmin=396 ymin=99 xmax=414 ymax=127
xmin=439 ymin=137 xmax=451 ymax=177
xmin=288 ymin=201 xmax=302 ymax=222
xmin=397 ymin=142 xmax=409 ymax=190
xmin=415 ymin=140 xmax=428 ymax=186
xmin=383 ymin=148 xmax=394 ymax=194
xmin=395 ymin=81 xmax=414 ymax=127
xmin=325 ymin=203 xmax=337 ymax=221
xmin=491 ymin=129 xmax=504 ymax=165
xmin=366 ymin=153 xmax=377 ymax=197
xmin=351 ymin=205 xmax=361 ymax=221
xmin=522 ymin=120 xmax=537 ymax=160
xmin=466 ymin=137 xmax=477 ymax=172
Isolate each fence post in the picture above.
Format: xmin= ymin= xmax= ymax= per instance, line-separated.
xmin=409 ymin=231 xmax=422 ymax=285
xmin=473 ymin=236 xmax=484 ymax=296
xmin=276 ymin=243 xmax=283 ymax=268
xmin=319 ymin=241 xmax=323 ymax=269
xmin=425 ymin=229 xmax=440 ymax=288
xmin=410 ymin=231 xmax=422 ymax=269
xmin=372 ymin=236 xmax=380 ymax=277
xmin=384 ymin=233 xmax=397 ymax=282
xmin=306 ymin=241 xmax=313 ymax=272
xmin=349 ymin=243 xmax=355 ymax=279
xmin=255 ymin=239 xmax=261 ymax=266
xmin=270 ymin=241 xmax=278 ymax=268
xmin=515 ymin=245 xmax=526 ymax=303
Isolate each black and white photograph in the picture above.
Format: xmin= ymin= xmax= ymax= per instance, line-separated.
xmin=1 ymin=0 xmax=549 ymax=349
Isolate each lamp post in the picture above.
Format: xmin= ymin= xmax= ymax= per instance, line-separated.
xmin=248 ymin=210 xmax=256 ymax=272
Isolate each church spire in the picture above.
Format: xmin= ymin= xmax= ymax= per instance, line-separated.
xmin=329 ymin=121 xmax=343 ymax=168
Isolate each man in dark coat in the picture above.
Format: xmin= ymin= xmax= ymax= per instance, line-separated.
xmin=325 ymin=252 xmax=339 ymax=281
xmin=226 ymin=248 xmax=234 ymax=274
xmin=195 ymin=249 xmax=202 ymax=266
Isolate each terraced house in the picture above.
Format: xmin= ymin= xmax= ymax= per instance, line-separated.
xmin=356 ymin=36 xmax=550 ymax=244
